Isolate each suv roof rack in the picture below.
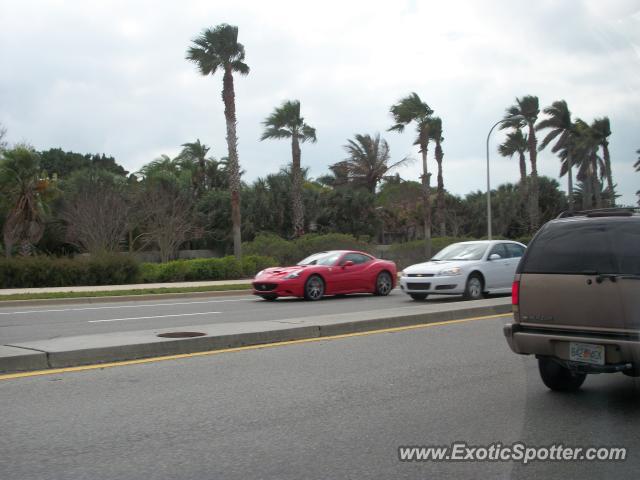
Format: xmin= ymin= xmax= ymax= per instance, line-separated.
xmin=557 ymin=207 xmax=640 ymax=219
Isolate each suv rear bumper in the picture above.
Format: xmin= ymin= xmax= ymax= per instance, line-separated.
xmin=504 ymin=323 xmax=640 ymax=371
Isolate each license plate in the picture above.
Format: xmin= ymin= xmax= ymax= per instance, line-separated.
xmin=569 ymin=342 xmax=605 ymax=366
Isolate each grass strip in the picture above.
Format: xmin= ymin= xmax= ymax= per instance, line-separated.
xmin=0 ymin=283 xmax=252 ymax=302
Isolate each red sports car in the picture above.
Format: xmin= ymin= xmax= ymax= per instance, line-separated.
xmin=252 ymin=250 xmax=397 ymax=301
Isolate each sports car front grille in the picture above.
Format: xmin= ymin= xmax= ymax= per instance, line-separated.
xmin=253 ymin=283 xmax=277 ymax=292
xmin=407 ymin=282 xmax=431 ymax=290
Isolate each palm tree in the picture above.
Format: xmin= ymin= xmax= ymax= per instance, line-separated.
xmin=186 ymin=24 xmax=249 ymax=259
xmin=501 ymin=95 xmax=540 ymax=230
xmin=260 ymin=100 xmax=316 ymax=237
xmin=335 ymin=133 xmax=406 ymax=194
xmin=176 ymin=139 xmax=214 ymax=196
xmin=590 ymin=117 xmax=614 ymax=206
xmin=427 ymin=118 xmax=446 ymax=236
xmin=0 ymin=145 xmax=56 ymax=256
xmin=569 ymin=119 xmax=605 ymax=209
xmin=498 ymin=129 xmax=528 ymax=185
xmin=536 ymin=100 xmax=576 ymax=211
xmin=388 ymin=92 xmax=434 ymax=257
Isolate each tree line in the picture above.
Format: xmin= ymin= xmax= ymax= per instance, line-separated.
xmin=0 ymin=23 xmax=637 ymax=261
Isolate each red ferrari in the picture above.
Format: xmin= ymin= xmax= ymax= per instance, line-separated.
xmin=252 ymin=250 xmax=397 ymax=301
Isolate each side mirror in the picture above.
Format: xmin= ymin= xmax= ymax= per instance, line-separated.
xmin=489 ymin=253 xmax=502 ymax=261
xmin=342 ymin=260 xmax=354 ymax=268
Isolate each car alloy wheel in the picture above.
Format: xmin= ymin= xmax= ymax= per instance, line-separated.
xmin=375 ymin=272 xmax=392 ymax=296
xmin=305 ymin=275 xmax=324 ymax=301
xmin=464 ymin=275 xmax=483 ymax=300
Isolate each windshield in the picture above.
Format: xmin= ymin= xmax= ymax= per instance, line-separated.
xmin=297 ymin=252 xmax=342 ymax=266
xmin=432 ymin=243 xmax=488 ymax=261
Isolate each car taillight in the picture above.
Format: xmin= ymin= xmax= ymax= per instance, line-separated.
xmin=512 ymin=280 xmax=520 ymax=306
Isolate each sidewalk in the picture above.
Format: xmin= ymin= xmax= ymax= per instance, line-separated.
xmin=0 ymin=279 xmax=251 ymax=296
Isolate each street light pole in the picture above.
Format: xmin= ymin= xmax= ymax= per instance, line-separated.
xmin=486 ymin=115 xmax=524 ymax=239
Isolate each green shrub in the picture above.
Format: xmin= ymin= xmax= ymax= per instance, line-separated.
xmin=138 ymin=255 xmax=277 ymax=283
xmin=243 ymin=233 xmax=298 ymax=265
xmin=139 ymin=262 xmax=163 ymax=283
xmin=0 ymin=254 xmax=140 ymax=288
xmin=243 ymin=233 xmax=371 ymax=265
xmin=294 ymin=233 xmax=372 ymax=259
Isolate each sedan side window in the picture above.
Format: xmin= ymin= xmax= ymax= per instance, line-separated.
xmin=488 ymin=244 xmax=508 ymax=259
xmin=505 ymin=243 xmax=525 ymax=258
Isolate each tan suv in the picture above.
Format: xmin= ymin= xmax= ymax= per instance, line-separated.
xmin=504 ymin=208 xmax=640 ymax=391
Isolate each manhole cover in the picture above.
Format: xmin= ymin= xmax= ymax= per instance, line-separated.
xmin=157 ymin=331 xmax=206 ymax=338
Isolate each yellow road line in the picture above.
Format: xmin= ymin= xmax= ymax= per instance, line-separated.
xmin=0 ymin=313 xmax=511 ymax=381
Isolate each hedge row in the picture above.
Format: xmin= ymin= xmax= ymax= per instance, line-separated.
xmin=139 ymin=255 xmax=277 ymax=283
xmin=0 ymin=232 xmax=533 ymax=288
xmin=243 ymin=233 xmax=372 ymax=265
xmin=0 ymin=255 xmax=140 ymax=288
xmin=0 ymin=254 xmax=277 ymax=288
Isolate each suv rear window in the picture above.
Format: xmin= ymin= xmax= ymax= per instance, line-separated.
xmin=520 ymin=219 xmax=640 ymax=275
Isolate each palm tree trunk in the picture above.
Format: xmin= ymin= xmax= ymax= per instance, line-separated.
xmin=222 ymin=67 xmax=242 ymax=258
xmin=567 ymin=152 xmax=574 ymax=213
xmin=518 ymin=151 xmax=527 ymax=184
xmin=592 ymin=154 xmax=602 ymax=208
xmin=420 ymin=141 xmax=432 ymax=259
xmin=435 ymin=140 xmax=445 ymax=237
xmin=581 ymin=169 xmax=591 ymax=210
xmin=602 ymin=144 xmax=614 ymax=206
xmin=527 ymin=122 xmax=539 ymax=232
xmin=291 ymin=135 xmax=304 ymax=237
xmin=518 ymin=150 xmax=527 ymax=207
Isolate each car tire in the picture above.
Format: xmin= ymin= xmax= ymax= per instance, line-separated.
xmin=259 ymin=294 xmax=277 ymax=301
xmin=304 ymin=275 xmax=325 ymax=301
xmin=374 ymin=271 xmax=393 ymax=296
xmin=538 ymin=357 xmax=587 ymax=392
xmin=463 ymin=274 xmax=484 ymax=300
xmin=409 ymin=293 xmax=428 ymax=301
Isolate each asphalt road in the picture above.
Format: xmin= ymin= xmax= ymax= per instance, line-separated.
xmin=1 ymin=315 xmax=638 ymax=480
xmin=0 ymin=289 xmax=482 ymax=344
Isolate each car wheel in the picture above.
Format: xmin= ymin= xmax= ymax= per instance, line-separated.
xmin=304 ymin=275 xmax=325 ymax=301
xmin=538 ymin=357 xmax=587 ymax=392
xmin=259 ymin=294 xmax=277 ymax=301
xmin=374 ymin=272 xmax=393 ymax=296
xmin=410 ymin=293 xmax=428 ymax=301
xmin=463 ymin=274 xmax=484 ymax=300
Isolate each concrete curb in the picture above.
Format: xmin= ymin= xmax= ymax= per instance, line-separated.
xmin=0 ymin=288 xmax=252 ymax=308
xmin=0 ymin=299 xmax=512 ymax=374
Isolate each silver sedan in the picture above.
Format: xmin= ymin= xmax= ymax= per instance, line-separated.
xmin=398 ymin=240 xmax=526 ymax=301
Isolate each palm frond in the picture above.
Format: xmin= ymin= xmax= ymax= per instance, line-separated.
xmin=260 ymin=127 xmax=292 ymax=141
xmin=186 ymin=24 xmax=248 ymax=77
xmin=301 ymin=125 xmax=317 ymax=143
xmin=260 ymin=100 xmax=316 ymax=143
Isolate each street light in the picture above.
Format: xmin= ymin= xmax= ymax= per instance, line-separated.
xmin=486 ymin=115 xmax=525 ymax=239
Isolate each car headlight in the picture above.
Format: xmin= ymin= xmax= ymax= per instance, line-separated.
xmin=438 ymin=267 xmax=462 ymax=276
xmin=284 ymin=271 xmax=302 ymax=279
xmin=399 ymin=270 xmax=405 ymax=277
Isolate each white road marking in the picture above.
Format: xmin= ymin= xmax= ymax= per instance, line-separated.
xmin=88 ymin=311 xmax=222 ymax=323
xmin=0 ymin=298 xmax=252 ymax=315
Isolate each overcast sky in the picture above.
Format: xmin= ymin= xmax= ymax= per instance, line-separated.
xmin=1 ymin=0 xmax=639 ymax=204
